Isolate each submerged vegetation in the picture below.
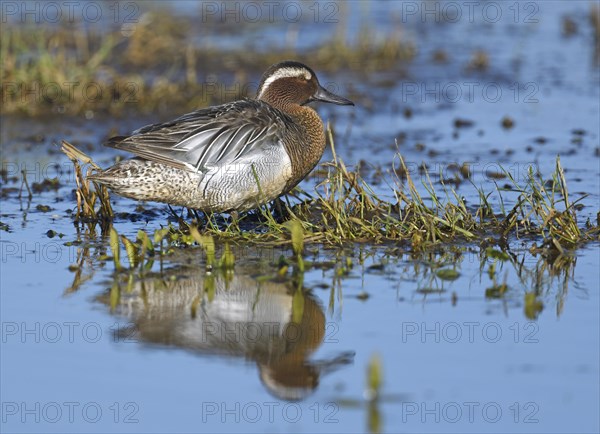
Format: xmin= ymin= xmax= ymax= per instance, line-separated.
xmin=66 ymin=205 xmax=580 ymax=322
xmin=64 ymin=128 xmax=591 ymax=323
xmin=57 ymin=130 xmax=596 ymax=321
xmin=61 ymin=132 xmax=598 ymax=263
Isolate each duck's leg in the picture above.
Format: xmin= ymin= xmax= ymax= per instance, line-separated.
xmin=191 ymin=208 xmax=204 ymax=223
xmin=167 ymin=204 xmax=178 ymax=218
xmin=167 ymin=205 xmax=187 ymax=227
xmin=272 ymin=197 xmax=290 ymax=222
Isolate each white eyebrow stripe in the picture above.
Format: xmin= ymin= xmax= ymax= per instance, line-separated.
xmin=258 ymin=67 xmax=312 ymax=98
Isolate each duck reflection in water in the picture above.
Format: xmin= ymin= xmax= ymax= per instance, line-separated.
xmin=101 ymin=269 xmax=354 ymax=401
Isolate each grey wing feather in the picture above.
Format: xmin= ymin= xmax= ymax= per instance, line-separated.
xmin=105 ymin=100 xmax=289 ymax=172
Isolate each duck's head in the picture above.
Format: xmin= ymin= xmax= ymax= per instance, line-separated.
xmin=257 ymin=60 xmax=354 ymax=108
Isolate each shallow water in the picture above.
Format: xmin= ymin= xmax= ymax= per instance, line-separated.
xmin=1 ymin=1 xmax=599 ymax=433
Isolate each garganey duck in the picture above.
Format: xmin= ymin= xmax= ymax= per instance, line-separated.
xmin=89 ymin=61 xmax=354 ymax=212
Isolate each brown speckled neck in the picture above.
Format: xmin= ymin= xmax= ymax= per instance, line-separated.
xmin=258 ymin=78 xmax=326 ymax=192
xmin=279 ymin=104 xmax=326 ymax=192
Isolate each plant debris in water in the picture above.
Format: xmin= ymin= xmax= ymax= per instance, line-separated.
xmin=61 ymin=130 xmax=598 ymax=265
